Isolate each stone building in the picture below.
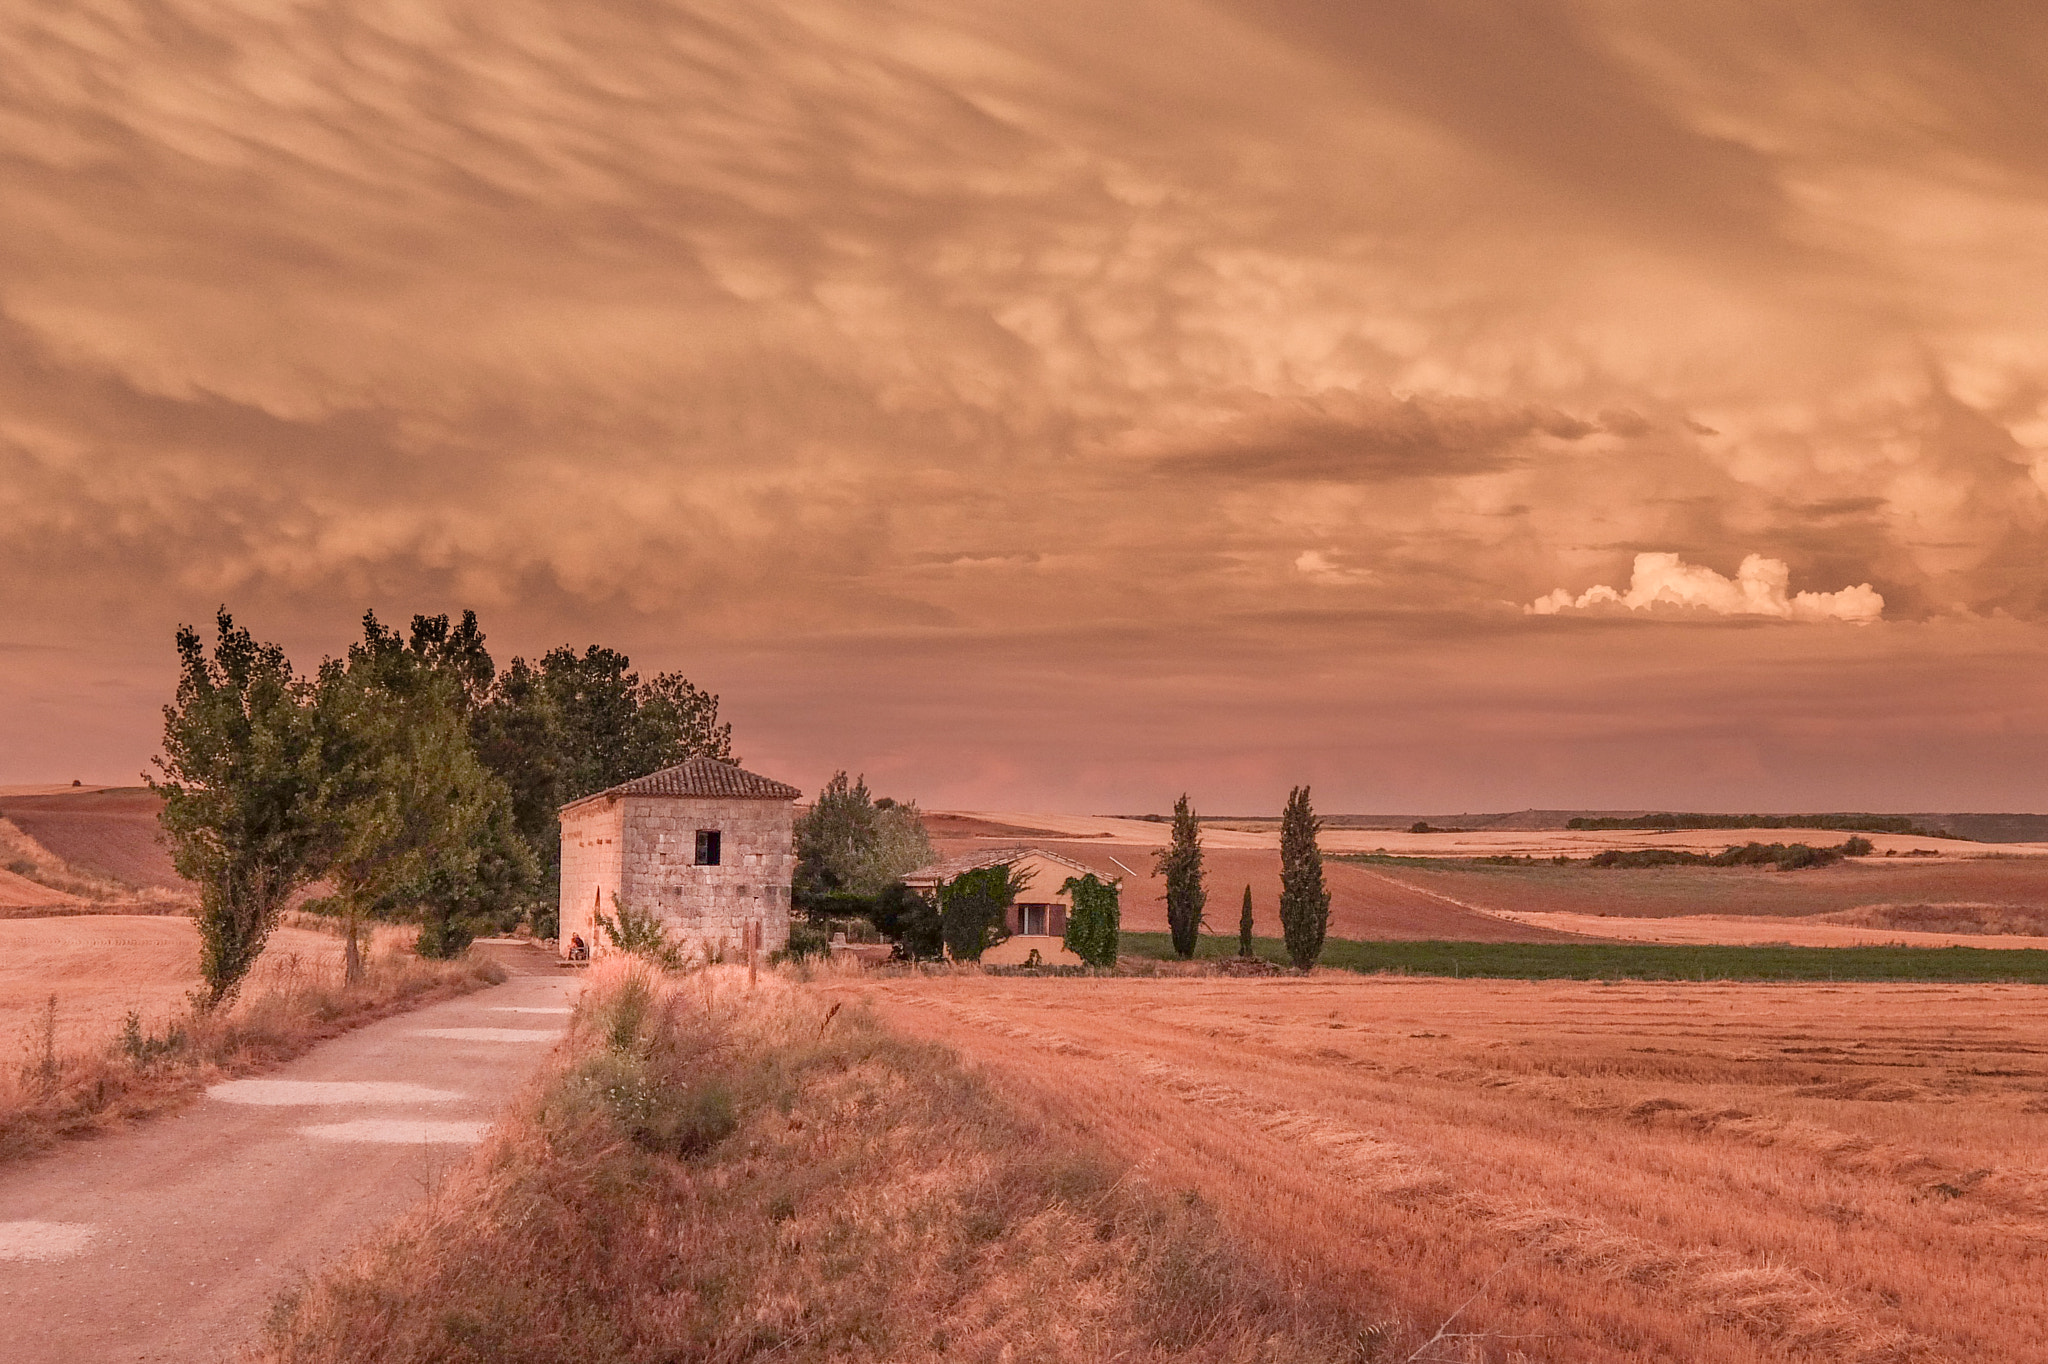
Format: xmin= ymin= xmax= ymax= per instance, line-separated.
xmin=557 ymin=757 xmax=803 ymax=960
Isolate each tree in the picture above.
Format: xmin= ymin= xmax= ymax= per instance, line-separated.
xmin=1239 ymin=884 xmax=1255 ymax=958
xmin=310 ymin=616 xmax=515 ymax=981
xmin=1154 ymin=792 xmax=1206 ymax=958
xmin=1278 ymin=785 xmax=1329 ymax=970
xmin=151 ymin=610 xmax=335 ymax=1006
xmin=872 ymin=880 xmax=942 ymax=959
xmin=472 ymin=643 xmax=735 ymax=929
xmin=793 ymin=772 xmax=937 ymax=904
xmin=1062 ymin=874 xmax=1120 ymax=968
xmin=940 ymin=862 xmax=1029 ymax=962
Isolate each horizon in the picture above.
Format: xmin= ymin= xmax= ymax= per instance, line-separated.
xmin=6 ymin=5 xmax=2048 ymax=813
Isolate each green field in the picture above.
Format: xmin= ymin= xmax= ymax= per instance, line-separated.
xmin=1119 ymin=931 xmax=2048 ymax=983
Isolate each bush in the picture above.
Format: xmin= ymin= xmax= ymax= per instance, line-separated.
xmin=592 ymin=895 xmax=683 ymax=969
xmin=1062 ymin=874 xmax=1120 ymax=968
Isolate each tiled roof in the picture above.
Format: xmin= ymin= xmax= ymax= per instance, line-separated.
xmin=900 ymin=846 xmax=1115 ymax=887
xmin=569 ymin=758 xmax=803 ymax=807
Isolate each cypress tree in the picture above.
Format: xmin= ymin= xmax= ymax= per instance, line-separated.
xmin=1277 ymin=785 xmax=1329 ymax=969
xmin=1154 ymin=792 xmax=1206 ymax=958
xmin=1238 ymin=884 xmax=1255 ymax=957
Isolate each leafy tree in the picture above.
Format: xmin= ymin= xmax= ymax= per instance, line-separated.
xmin=794 ymin=772 xmax=936 ymax=904
xmin=940 ymin=863 xmax=1029 ymax=962
xmin=1278 ymin=785 xmax=1330 ymax=970
xmin=871 ymin=880 xmax=942 ymax=959
xmin=1061 ymin=874 xmax=1120 ymax=968
xmin=309 ymin=616 xmax=515 ymax=981
xmin=151 ymin=610 xmax=336 ymax=1006
xmin=475 ymin=645 xmax=735 ymax=927
xmin=1239 ymin=884 xmax=1255 ymax=958
xmin=1154 ymin=792 xmax=1206 ymax=958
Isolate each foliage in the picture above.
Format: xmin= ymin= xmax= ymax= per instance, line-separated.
xmin=593 ymin=894 xmax=685 ymax=970
xmin=793 ymin=772 xmax=936 ymax=904
xmin=1568 ymin=811 xmax=1945 ymax=837
xmin=1153 ymin=793 xmax=1206 ymax=958
xmin=1588 ymin=839 xmax=1871 ymax=871
xmin=940 ymin=862 xmax=1029 ymax=962
xmin=308 ymin=614 xmax=517 ymax=980
xmin=877 ymin=882 xmax=943 ymax=959
xmin=475 ymin=644 xmax=735 ymax=918
xmin=151 ymin=610 xmax=338 ymax=1006
xmin=1277 ymin=785 xmax=1329 ymax=970
xmin=1238 ymin=884 xmax=1254 ymax=958
xmin=1061 ymin=874 xmax=1120 ymax=967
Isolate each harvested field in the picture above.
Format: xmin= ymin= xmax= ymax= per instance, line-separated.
xmin=843 ymin=971 xmax=2048 ymax=1363
xmin=1352 ymin=855 xmax=2048 ymax=922
xmin=934 ymin=836 xmax=1588 ymax=944
xmin=926 ymin=812 xmax=2048 ymax=942
xmin=0 ymin=787 xmax=186 ymax=891
xmin=0 ymin=915 xmax=412 ymax=1047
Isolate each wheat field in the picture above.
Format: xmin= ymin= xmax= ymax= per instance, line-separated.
xmin=833 ymin=971 xmax=2048 ymax=1363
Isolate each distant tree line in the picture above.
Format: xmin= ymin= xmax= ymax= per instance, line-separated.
xmin=154 ymin=608 xmax=733 ymax=1003
xmin=1568 ymin=812 xmax=1945 ymax=837
xmin=1587 ymin=838 xmax=1875 ymax=871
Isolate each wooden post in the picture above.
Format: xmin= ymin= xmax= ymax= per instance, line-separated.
xmin=746 ymin=919 xmax=760 ymax=989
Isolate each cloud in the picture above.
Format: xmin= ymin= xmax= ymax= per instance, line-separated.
xmin=1152 ymin=391 xmax=1603 ymax=483
xmin=1528 ymin=553 xmax=1883 ymax=623
xmin=1292 ymin=549 xmax=1375 ymax=585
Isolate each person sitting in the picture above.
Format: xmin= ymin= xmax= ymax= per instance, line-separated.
xmin=568 ymin=934 xmax=589 ymax=961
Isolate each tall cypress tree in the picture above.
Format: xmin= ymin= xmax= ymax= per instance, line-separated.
xmin=1239 ymin=884 xmax=1255 ymax=957
xmin=1277 ymin=786 xmax=1329 ymax=969
xmin=1154 ymin=792 xmax=1206 ymax=958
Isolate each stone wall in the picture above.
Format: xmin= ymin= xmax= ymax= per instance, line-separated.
xmin=557 ymin=797 xmax=625 ymax=956
xmin=621 ymin=795 xmax=795 ymax=956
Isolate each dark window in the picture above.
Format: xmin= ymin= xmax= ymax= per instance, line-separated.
xmin=1017 ymin=903 xmax=1055 ymax=935
xmin=695 ymin=830 xmax=721 ymax=866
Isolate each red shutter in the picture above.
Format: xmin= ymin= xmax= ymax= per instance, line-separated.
xmin=1050 ymin=905 xmax=1067 ymax=937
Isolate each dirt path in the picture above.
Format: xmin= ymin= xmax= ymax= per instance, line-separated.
xmin=0 ymin=942 xmax=578 ymax=1364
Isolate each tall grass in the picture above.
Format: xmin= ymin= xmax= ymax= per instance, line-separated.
xmin=254 ymin=960 xmax=1370 ymax=1364
xmin=0 ymin=940 xmax=502 ymax=1163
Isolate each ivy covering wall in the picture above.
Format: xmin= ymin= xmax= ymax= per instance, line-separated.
xmin=1061 ymin=874 xmax=1120 ymax=968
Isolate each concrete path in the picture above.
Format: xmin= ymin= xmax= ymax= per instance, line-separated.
xmin=0 ymin=945 xmax=579 ymax=1364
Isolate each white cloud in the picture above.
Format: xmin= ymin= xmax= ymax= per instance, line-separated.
xmin=1294 ymin=549 xmax=1377 ymax=585
xmin=1527 ymin=552 xmax=1883 ymax=623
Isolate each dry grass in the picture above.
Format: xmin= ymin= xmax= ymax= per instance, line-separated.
xmin=836 ymin=972 xmax=2048 ymax=1363
xmin=0 ymin=931 xmax=503 ymax=1164
xmin=1818 ymin=903 xmax=2048 ymax=937
xmin=252 ymin=960 xmax=1373 ymax=1364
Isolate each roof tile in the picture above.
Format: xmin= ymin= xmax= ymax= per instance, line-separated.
xmin=572 ymin=757 xmax=802 ymax=806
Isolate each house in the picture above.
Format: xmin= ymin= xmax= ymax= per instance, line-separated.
xmin=900 ymin=847 xmax=1117 ymax=966
xmin=558 ymin=757 xmax=803 ymax=960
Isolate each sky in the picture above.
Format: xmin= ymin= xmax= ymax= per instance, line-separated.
xmin=4 ymin=1 xmax=2048 ymax=814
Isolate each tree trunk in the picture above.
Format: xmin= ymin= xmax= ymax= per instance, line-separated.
xmin=343 ymin=911 xmax=365 ymax=986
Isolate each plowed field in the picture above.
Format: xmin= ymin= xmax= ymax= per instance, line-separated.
xmin=0 ymin=788 xmax=186 ymax=890
xmin=843 ymin=972 xmax=2048 ymax=1363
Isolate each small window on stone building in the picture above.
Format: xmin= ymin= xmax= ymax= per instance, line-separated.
xmin=695 ymin=829 xmax=722 ymax=866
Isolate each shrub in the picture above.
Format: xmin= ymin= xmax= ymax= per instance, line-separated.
xmin=1062 ymin=874 xmax=1120 ymax=967
xmin=939 ymin=863 xmax=1027 ymax=962
xmin=592 ymin=894 xmax=683 ymax=969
